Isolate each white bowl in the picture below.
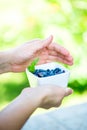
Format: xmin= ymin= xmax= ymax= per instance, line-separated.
xmin=26 ymin=62 xmax=70 ymax=88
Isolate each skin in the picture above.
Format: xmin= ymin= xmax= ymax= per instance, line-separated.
xmin=0 ymin=35 xmax=73 ymax=73
xmin=0 ymin=35 xmax=73 ymax=130
xmin=0 ymin=86 xmax=73 ymax=130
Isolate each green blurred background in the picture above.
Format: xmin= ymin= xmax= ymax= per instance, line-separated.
xmin=0 ymin=0 xmax=87 ymax=111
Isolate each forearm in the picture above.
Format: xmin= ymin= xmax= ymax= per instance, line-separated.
xmin=0 ymin=86 xmax=73 ymax=130
xmin=0 ymin=90 xmax=41 ymax=130
xmin=0 ymin=50 xmax=12 ymax=74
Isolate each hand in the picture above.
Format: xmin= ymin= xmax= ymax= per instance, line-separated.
xmin=0 ymin=86 xmax=73 ymax=130
xmin=21 ymin=86 xmax=73 ymax=109
xmin=8 ymin=35 xmax=73 ymax=72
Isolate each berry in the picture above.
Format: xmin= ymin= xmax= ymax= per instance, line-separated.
xmin=53 ymin=68 xmax=61 ymax=75
xmin=33 ymin=67 xmax=65 ymax=78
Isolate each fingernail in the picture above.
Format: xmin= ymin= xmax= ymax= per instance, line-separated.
xmin=66 ymin=88 xmax=73 ymax=92
xmin=46 ymin=35 xmax=53 ymax=41
xmin=65 ymin=88 xmax=73 ymax=96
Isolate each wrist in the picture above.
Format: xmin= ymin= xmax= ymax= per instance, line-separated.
xmin=20 ymin=87 xmax=50 ymax=109
xmin=0 ymin=50 xmax=12 ymax=74
xmin=20 ymin=88 xmax=42 ymax=108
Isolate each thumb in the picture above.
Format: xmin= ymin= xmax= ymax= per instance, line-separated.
xmin=42 ymin=35 xmax=53 ymax=47
xmin=36 ymin=35 xmax=53 ymax=51
xmin=65 ymin=88 xmax=73 ymax=96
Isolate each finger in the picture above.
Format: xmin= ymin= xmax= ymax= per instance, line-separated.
xmin=38 ymin=60 xmax=51 ymax=64
xmin=38 ymin=48 xmax=73 ymax=64
xmin=48 ymin=50 xmax=73 ymax=62
xmin=65 ymin=88 xmax=73 ymax=96
xmin=48 ymin=50 xmax=59 ymax=57
xmin=49 ymin=42 xmax=70 ymax=56
xmin=42 ymin=35 xmax=53 ymax=47
xmin=45 ymin=55 xmax=73 ymax=65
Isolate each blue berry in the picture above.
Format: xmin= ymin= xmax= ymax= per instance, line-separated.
xmin=33 ymin=67 xmax=65 ymax=78
xmin=53 ymin=68 xmax=61 ymax=75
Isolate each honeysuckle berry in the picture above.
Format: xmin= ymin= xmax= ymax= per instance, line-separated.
xmin=33 ymin=68 xmax=65 ymax=78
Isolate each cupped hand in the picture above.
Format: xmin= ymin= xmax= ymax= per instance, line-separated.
xmin=21 ymin=86 xmax=73 ymax=109
xmin=39 ymin=86 xmax=73 ymax=109
xmin=9 ymin=35 xmax=73 ymax=72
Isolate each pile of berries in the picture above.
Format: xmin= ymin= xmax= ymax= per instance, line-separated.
xmin=33 ymin=68 xmax=65 ymax=78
